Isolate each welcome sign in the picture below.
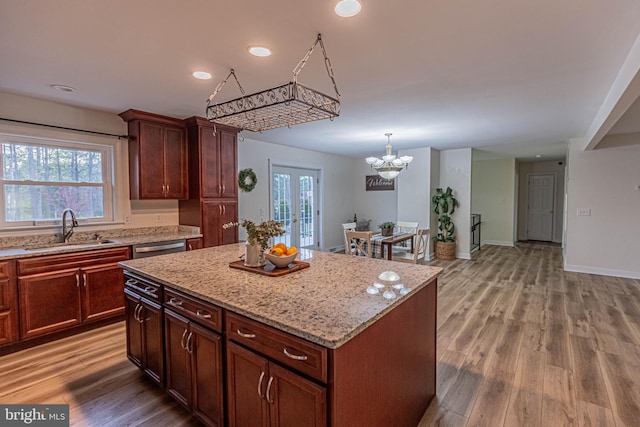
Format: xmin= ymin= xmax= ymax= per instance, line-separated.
xmin=365 ymin=175 xmax=395 ymax=191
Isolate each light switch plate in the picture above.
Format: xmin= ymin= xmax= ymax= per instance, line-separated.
xmin=577 ymin=208 xmax=591 ymax=216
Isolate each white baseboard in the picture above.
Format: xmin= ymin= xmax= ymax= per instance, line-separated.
xmin=483 ymin=240 xmax=514 ymax=247
xmin=564 ymin=263 xmax=640 ymax=279
xmin=456 ymin=251 xmax=472 ymax=260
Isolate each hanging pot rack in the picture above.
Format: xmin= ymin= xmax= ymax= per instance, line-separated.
xmin=205 ymin=33 xmax=341 ymax=132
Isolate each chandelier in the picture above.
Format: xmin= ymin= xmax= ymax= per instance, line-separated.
xmin=365 ymin=133 xmax=413 ymax=180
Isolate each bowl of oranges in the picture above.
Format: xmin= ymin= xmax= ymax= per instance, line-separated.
xmin=264 ymin=243 xmax=298 ymax=268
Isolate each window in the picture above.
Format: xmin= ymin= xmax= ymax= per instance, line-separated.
xmin=0 ymin=133 xmax=115 ymax=227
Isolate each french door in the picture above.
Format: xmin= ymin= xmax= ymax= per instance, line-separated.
xmin=271 ymin=166 xmax=319 ymax=250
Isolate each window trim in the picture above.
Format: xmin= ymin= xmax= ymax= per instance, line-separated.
xmin=0 ymin=128 xmax=120 ymax=231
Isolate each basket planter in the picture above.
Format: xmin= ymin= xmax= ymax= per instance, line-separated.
xmin=435 ymin=241 xmax=456 ymax=260
xmin=381 ymin=227 xmax=393 ymax=236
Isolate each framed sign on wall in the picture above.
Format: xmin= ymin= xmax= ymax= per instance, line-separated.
xmin=366 ymin=175 xmax=395 ymax=191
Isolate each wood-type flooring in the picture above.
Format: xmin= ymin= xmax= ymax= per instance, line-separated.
xmin=1 ymin=243 xmax=639 ymax=426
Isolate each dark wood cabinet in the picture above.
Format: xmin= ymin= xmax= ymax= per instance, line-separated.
xmin=186 ymin=237 xmax=203 ymax=251
xmin=165 ymin=309 xmax=224 ymax=427
xmin=119 ymin=109 xmax=188 ymax=200
xmin=0 ymin=260 xmax=17 ymax=346
xmin=179 ymin=117 xmax=239 ymax=248
xmin=124 ymin=272 xmax=164 ymax=386
xmin=17 ymin=248 xmax=130 ymax=340
xmin=227 ymin=341 xmax=326 ymax=427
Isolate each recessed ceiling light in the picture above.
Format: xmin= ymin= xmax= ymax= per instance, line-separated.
xmin=50 ymin=84 xmax=76 ymax=93
xmin=535 ymin=154 xmax=543 ymax=158
xmin=192 ymin=71 xmax=212 ymax=80
xmin=248 ymin=46 xmax=272 ymax=57
xmin=335 ymin=0 xmax=362 ymax=17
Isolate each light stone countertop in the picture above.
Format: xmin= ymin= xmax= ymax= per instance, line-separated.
xmin=0 ymin=225 xmax=201 ymax=260
xmin=119 ymin=243 xmax=442 ymax=349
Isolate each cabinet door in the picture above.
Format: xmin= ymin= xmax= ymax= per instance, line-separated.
xmin=124 ymin=289 xmax=143 ymax=368
xmin=268 ymin=362 xmax=327 ymax=427
xmin=81 ymin=263 xmax=125 ymax=322
xmin=227 ymin=341 xmax=270 ymax=427
xmin=186 ymin=237 xmax=203 ymax=251
xmin=18 ymin=268 xmax=82 ymax=339
xmin=191 ymin=322 xmax=224 ymax=427
xmin=165 ymin=309 xmax=192 ymax=409
xmin=201 ymin=200 xmax=220 ymax=248
xmin=141 ymin=297 xmax=164 ymax=386
xmin=220 ymin=200 xmax=238 ymax=245
xmin=218 ymin=128 xmax=238 ymax=198
xmin=199 ymin=125 xmax=220 ymax=199
xmin=138 ymin=121 xmax=166 ymax=199
xmin=164 ymin=126 xmax=188 ymax=199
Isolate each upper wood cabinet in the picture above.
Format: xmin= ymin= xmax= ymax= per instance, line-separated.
xmin=184 ymin=117 xmax=238 ymax=199
xmin=119 ymin=109 xmax=188 ymax=200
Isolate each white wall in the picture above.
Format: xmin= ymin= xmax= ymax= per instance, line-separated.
xmin=471 ymin=158 xmax=516 ymax=246
xmin=353 ymin=161 xmax=398 ymax=236
xmin=0 ymin=90 xmax=179 ymax=236
xmin=439 ymin=148 xmax=472 ymax=259
xmin=565 ymin=141 xmax=640 ymax=278
xmin=237 ymin=137 xmax=358 ymax=250
xmin=517 ymin=160 xmax=565 ymax=242
xmin=397 ymin=147 xmax=433 ymax=230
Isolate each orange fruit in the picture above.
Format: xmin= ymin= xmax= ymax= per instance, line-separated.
xmin=271 ymin=247 xmax=284 ymax=256
xmin=286 ymin=247 xmax=297 ymax=256
xmin=274 ymin=243 xmax=287 ymax=252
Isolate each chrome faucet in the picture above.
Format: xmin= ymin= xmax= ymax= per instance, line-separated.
xmin=62 ymin=208 xmax=78 ymax=243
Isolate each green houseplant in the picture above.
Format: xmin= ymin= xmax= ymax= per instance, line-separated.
xmin=378 ymin=221 xmax=396 ymax=237
xmin=432 ymin=187 xmax=459 ymax=259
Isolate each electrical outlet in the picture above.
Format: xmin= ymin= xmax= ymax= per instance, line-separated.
xmin=577 ymin=208 xmax=591 ymax=216
xmin=156 ymin=214 xmax=162 ymax=222
xmin=124 ymin=215 xmax=132 ymax=224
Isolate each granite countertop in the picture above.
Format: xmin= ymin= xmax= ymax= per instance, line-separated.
xmin=0 ymin=225 xmax=202 ymax=260
xmin=119 ymin=243 xmax=442 ymax=349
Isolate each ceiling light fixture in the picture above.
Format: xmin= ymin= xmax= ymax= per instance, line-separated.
xmin=335 ymin=0 xmax=362 ymax=17
xmin=248 ymin=46 xmax=272 ymax=57
xmin=365 ymin=133 xmax=413 ymax=180
xmin=193 ymin=71 xmax=212 ymax=80
xmin=50 ymin=84 xmax=76 ymax=93
xmin=206 ymin=33 xmax=340 ymax=132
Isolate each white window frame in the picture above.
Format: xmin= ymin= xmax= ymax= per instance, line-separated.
xmin=0 ymin=129 xmax=119 ymax=230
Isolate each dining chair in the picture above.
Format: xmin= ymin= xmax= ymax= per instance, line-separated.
xmin=394 ymin=221 xmax=419 ymax=252
xmin=345 ymin=231 xmax=373 ymax=257
xmin=342 ymin=222 xmax=357 ymax=253
xmin=393 ymin=228 xmax=429 ymax=264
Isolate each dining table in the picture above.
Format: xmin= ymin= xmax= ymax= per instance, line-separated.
xmin=370 ymin=232 xmax=415 ymax=260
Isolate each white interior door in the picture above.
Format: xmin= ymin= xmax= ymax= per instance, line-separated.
xmin=271 ymin=166 xmax=320 ymax=250
xmin=527 ymin=174 xmax=555 ymax=241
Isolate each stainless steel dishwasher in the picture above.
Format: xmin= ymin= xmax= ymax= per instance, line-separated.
xmin=131 ymin=239 xmax=186 ymax=258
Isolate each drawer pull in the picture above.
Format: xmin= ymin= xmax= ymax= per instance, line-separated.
xmin=83 ymin=273 xmax=87 ymax=287
xmin=143 ymin=286 xmax=157 ymax=296
xmin=283 ymin=348 xmax=308 ymax=361
xmin=168 ymin=298 xmax=183 ymax=307
xmin=125 ymin=279 xmax=138 ymax=287
xmin=236 ymin=329 xmax=256 ymax=339
xmin=266 ymin=376 xmax=275 ymax=404
xmin=196 ymin=310 xmax=212 ymax=319
xmin=257 ymin=371 xmax=265 ymax=399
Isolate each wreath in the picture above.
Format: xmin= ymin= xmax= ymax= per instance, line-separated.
xmin=238 ymin=168 xmax=257 ymax=192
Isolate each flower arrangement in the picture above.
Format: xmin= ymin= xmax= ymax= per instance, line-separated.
xmin=223 ymin=218 xmax=285 ymax=249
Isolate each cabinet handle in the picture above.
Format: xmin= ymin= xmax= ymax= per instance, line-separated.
xmin=133 ymin=304 xmax=140 ymax=322
xmin=82 ymin=273 xmax=87 ymax=287
xmin=143 ymin=286 xmax=157 ymax=297
xmin=283 ymin=348 xmax=308 ymax=361
xmin=236 ymin=328 xmax=256 ymax=339
xmin=196 ymin=310 xmax=212 ymax=319
xmin=126 ymin=279 xmax=138 ymax=287
xmin=257 ymin=371 xmax=266 ymax=399
xmin=186 ymin=332 xmax=193 ymax=354
xmin=75 ymin=273 xmax=80 ymax=287
xmin=168 ymin=297 xmax=183 ymax=307
xmin=218 ymin=184 xmax=222 ymax=195
xmin=136 ymin=305 xmax=144 ymax=323
xmin=180 ymin=329 xmax=189 ymax=350
xmin=222 ymin=184 xmax=226 ymax=194
xmin=166 ymin=184 xmax=170 ymax=195
xmin=188 ymin=243 xmax=193 ymax=251
xmin=222 ymin=205 xmax=226 ymax=214
xmin=266 ymin=376 xmax=275 ymax=404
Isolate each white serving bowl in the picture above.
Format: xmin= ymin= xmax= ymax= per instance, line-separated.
xmin=264 ymin=251 xmax=298 ymax=268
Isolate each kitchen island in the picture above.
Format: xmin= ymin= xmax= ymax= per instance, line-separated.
xmin=119 ymin=243 xmax=441 ymax=427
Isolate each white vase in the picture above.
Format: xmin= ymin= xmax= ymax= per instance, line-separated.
xmin=244 ymin=242 xmax=265 ymax=267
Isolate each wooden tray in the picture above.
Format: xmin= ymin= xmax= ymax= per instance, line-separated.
xmin=228 ymin=260 xmax=310 ymax=277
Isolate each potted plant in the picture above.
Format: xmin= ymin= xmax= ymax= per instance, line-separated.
xmin=378 ymin=221 xmax=396 ymax=237
xmin=432 ymin=187 xmax=459 ymax=260
xmin=223 ymin=219 xmax=285 ymax=267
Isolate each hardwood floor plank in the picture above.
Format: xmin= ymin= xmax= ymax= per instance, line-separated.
xmin=569 ymin=335 xmax=610 ymax=408
xmin=542 ymin=365 xmax=577 ymax=426
xmin=597 ymin=350 xmax=640 ymax=427
xmin=576 ymin=400 xmax=616 ymax=427
xmin=504 ymin=349 xmax=545 ymax=427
